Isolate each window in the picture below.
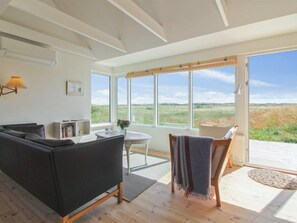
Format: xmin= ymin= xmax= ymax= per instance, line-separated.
xmin=91 ymin=73 xmax=110 ymax=124
xmin=120 ymin=57 xmax=237 ymax=128
xmin=117 ymin=77 xmax=128 ymax=120
xmin=158 ymin=72 xmax=188 ymax=127
xmin=131 ymin=76 xmax=154 ymax=125
xmin=192 ymin=66 xmax=235 ymax=128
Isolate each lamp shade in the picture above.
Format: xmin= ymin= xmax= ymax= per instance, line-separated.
xmin=5 ymin=76 xmax=27 ymax=89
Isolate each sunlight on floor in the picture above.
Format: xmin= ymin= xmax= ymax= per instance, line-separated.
xmin=220 ymin=167 xmax=297 ymax=222
xmin=157 ymin=171 xmax=171 ymax=184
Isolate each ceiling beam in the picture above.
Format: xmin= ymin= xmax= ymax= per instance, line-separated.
xmin=9 ymin=0 xmax=127 ymax=53
xmin=215 ymin=0 xmax=229 ymax=27
xmin=0 ymin=19 xmax=97 ymax=60
xmin=107 ymin=0 xmax=167 ymax=42
xmin=0 ymin=0 xmax=11 ymax=15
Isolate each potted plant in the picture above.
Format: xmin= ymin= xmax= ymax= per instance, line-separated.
xmin=117 ymin=119 xmax=130 ymax=131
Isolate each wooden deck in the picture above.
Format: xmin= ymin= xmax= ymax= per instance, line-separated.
xmin=249 ymin=140 xmax=297 ymax=172
xmin=1 ymin=166 xmax=297 ymax=223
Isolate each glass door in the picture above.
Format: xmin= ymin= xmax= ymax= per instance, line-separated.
xmin=248 ymin=50 xmax=297 ymax=172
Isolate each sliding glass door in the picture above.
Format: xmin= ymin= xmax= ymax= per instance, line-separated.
xmin=248 ymin=50 xmax=297 ymax=172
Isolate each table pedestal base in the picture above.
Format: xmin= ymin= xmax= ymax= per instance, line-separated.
xmin=125 ymin=142 xmax=149 ymax=174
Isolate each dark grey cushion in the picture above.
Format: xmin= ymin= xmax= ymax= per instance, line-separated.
xmin=7 ymin=125 xmax=45 ymax=138
xmin=26 ymin=137 xmax=75 ymax=148
xmin=25 ymin=133 xmax=43 ymax=140
xmin=0 ymin=125 xmax=4 ymax=132
xmin=2 ymin=129 xmax=27 ymax=138
xmin=3 ymin=123 xmax=37 ymax=128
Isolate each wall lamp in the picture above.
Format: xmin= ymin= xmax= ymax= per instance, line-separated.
xmin=0 ymin=76 xmax=27 ymax=96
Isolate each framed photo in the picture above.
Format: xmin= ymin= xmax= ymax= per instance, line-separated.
xmin=66 ymin=81 xmax=84 ymax=96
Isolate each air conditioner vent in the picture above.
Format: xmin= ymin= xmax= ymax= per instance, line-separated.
xmin=0 ymin=36 xmax=57 ymax=65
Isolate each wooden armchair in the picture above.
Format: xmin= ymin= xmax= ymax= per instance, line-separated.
xmin=169 ymin=126 xmax=237 ymax=207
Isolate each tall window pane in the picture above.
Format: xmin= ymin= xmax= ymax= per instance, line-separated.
xmin=131 ymin=76 xmax=154 ymax=125
xmin=192 ymin=66 xmax=235 ymax=128
xmin=249 ymin=50 xmax=297 ymax=143
xmin=117 ymin=77 xmax=128 ymax=120
xmin=158 ymin=72 xmax=188 ymax=127
xmin=91 ymin=73 xmax=110 ymax=123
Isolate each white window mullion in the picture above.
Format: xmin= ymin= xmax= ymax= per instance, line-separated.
xmin=189 ymin=71 xmax=193 ymax=129
xmin=112 ymin=76 xmax=117 ymax=123
xmin=154 ymin=74 xmax=158 ymax=127
xmin=127 ymin=78 xmax=131 ymax=121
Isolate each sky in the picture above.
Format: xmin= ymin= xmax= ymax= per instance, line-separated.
xmin=249 ymin=50 xmax=297 ymax=104
xmin=92 ymin=50 xmax=297 ymax=105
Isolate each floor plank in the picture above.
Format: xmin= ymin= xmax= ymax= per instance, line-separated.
xmin=0 ymin=165 xmax=296 ymax=223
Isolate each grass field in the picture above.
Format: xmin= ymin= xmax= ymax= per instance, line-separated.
xmin=92 ymin=103 xmax=297 ymax=143
xmin=250 ymin=104 xmax=297 ymax=143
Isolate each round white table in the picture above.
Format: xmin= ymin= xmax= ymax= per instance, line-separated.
xmin=95 ymin=130 xmax=152 ymax=174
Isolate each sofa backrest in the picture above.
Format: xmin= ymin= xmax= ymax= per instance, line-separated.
xmin=2 ymin=123 xmax=46 ymax=138
xmin=52 ymin=135 xmax=124 ymax=216
xmin=0 ymin=131 xmax=125 ymax=217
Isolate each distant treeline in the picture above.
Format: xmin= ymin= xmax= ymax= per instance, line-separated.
xmin=129 ymin=103 xmax=235 ymax=106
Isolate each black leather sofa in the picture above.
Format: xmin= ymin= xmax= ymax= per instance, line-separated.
xmin=0 ymin=123 xmax=124 ymax=223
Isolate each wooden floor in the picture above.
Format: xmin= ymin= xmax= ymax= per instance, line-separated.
xmin=249 ymin=140 xmax=297 ymax=172
xmin=1 ymin=166 xmax=297 ymax=223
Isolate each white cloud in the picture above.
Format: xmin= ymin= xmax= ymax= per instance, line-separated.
xmin=131 ymin=96 xmax=153 ymax=104
xmin=96 ymin=89 xmax=109 ymax=95
xmin=92 ymin=89 xmax=109 ymax=105
xmin=193 ymin=90 xmax=234 ymax=103
xmin=195 ymin=70 xmax=277 ymax=88
xmin=249 ymin=80 xmax=277 ymax=87
xmin=158 ymin=87 xmax=188 ymax=104
xmin=92 ymin=97 xmax=109 ymax=105
xmin=159 ymin=88 xmax=234 ymax=104
xmin=195 ymin=70 xmax=234 ymax=84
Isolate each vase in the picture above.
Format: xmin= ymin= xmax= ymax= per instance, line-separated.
xmin=120 ymin=128 xmax=127 ymax=135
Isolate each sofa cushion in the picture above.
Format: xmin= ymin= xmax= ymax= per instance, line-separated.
xmin=7 ymin=125 xmax=45 ymax=138
xmin=2 ymin=129 xmax=27 ymax=138
xmin=25 ymin=133 xmax=43 ymax=140
xmin=3 ymin=123 xmax=37 ymax=128
xmin=0 ymin=125 xmax=4 ymax=132
xmin=25 ymin=134 xmax=75 ymax=148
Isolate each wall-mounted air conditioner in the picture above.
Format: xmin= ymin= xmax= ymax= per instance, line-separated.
xmin=0 ymin=36 xmax=57 ymax=65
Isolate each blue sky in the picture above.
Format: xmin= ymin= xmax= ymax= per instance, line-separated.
xmin=92 ymin=50 xmax=297 ymax=105
xmin=250 ymin=50 xmax=297 ymax=103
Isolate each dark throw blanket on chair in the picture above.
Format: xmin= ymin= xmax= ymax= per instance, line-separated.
xmin=173 ymin=135 xmax=214 ymax=199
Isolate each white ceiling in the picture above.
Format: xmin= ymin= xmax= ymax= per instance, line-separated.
xmin=1 ymin=0 xmax=297 ymax=68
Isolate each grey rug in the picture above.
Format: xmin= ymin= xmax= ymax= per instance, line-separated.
xmin=248 ymin=169 xmax=297 ymax=190
xmin=111 ymin=152 xmax=170 ymax=202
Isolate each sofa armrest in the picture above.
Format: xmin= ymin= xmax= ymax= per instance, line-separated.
xmin=52 ymin=135 xmax=124 ymax=216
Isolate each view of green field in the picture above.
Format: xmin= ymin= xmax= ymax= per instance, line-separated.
xmin=250 ymin=104 xmax=297 ymax=143
xmin=92 ymin=103 xmax=297 ymax=143
xmin=91 ymin=104 xmax=109 ymax=123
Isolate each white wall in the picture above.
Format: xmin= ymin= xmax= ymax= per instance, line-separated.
xmin=128 ymin=125 xmax=198 ymax=152
xmin=0 ymin=50 xmax=94 ymax=137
